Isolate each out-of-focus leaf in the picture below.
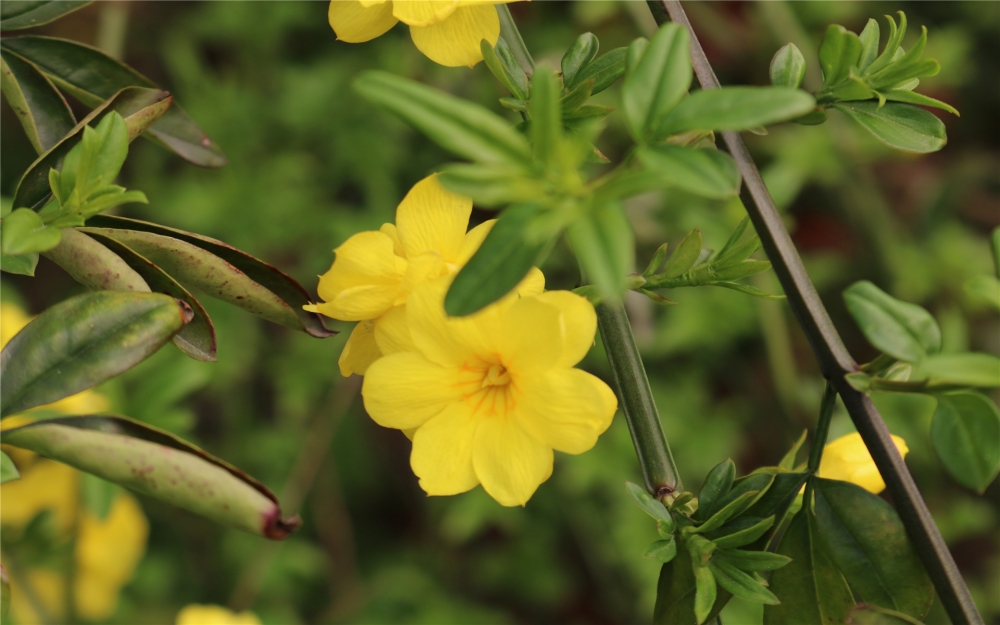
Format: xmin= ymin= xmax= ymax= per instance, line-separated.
xmin=2 ymin=415 xmax=300 ymax=538
xmin=0 ymin=51 xmax=75 ymax=154
xmin=930 ymin=392 xmax=1000 ymax=493
xmin=621 ymin=22 xmax=691 ymax=141
xmin=85 ymin=230 xmax=217 ymax=362
xmin=0 ymin=563 xmax=8 ymax=620
xmin=568 ymin=201 xmax=634 ymax=301
xmin=779 ymin=430 xmax=808 ymax=471
xmin=561 ymin=32 xmax=599 ymax=90
xmin=1 ymin=36 xmax=226 ymax=167
xmin=770 ymin=43 xmax=806 ymax=89
xmin=80 ymin=472 xmax=120 ymax=520
xmin=574 ymin=47 xmax=626 ymax=95
xmin=0 ymin=1 xmax=91 ymax=30
xmin=843 ymin=280 xmax=941 ymax=362
xmin=438 ymin=163 xmax=542 ymax=208
xmin=13 ymin=87 xmax=172 ymax=211
xmin=764 ymin=508 xmax=853 ymax=625
xmin=833 ymin=101 xmax=946 ymax=153
xmin=814 ymin=479 xmax=934 ymax=619
xmin=530 ymin=68 xmax=561 ymax=169
xmin=656 ymin=87 xmax=815 ymax=138
xmin=1 ymin=208 xmax=61 ymax=255
xmin=445 ymin=204 xmax=547 ymax=317
xmin=83 ymin=214 xmax=334 ymax=337
xmin=819 ymin=25 xmax=863 ymax=86
xmin=353 ymin=70 xmax=532 ymax=166
xmin=693 ymin=458 xmax=735 ymax=522
xmin=0 ymin=252 xmax=38 ymax=276
xmin=0 ymin=291 xmax=190 ymax=417
xmin=915 ymin=353 xmax=1000 ymax=388
xmin=847 ymin=603 xmax=926 ymax=625
xmin=636 ymin=145 xmax=740 ymax=199
xmin=626 ymin=481 xmax=673 ymax=526
xmin=645 ymin=538 xmax=678 ymax=563
xmin=0 ymin=450 xmax=19 ymax=484
xmin=660 ymin=229 xmax=702 ymax=279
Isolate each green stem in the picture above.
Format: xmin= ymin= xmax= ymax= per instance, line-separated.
xmin=807 ymin=382 xmax=837 ymax=473
xmin=596 ymin=300 xmax=681 ymax=497
xmin=497 ymin=4 xmax=533 ymax=76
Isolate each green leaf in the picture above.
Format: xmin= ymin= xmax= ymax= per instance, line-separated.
xmin=714 ymin=549 xmax=791 ymax=572
xmin=692 ymin=559 xmax=717 ymax=625
xmin=930 ymin=391 xmax=1000 ymax=493
xmin=645 ymin=538 xmax=678 ymax=563
xmin=574 ymin=47 xmax=627 ymax=95
xmin=636 ymin=145 xmax=740 ymax=199
xmin=0 ymin=291 xmax=190 ymax=417
xmin=847 ymin=603 xmax=927 ymax=625
xmin=858 ymin=19 xmax=881 ymax=72
xmin=770 ymin=43 xmax=806 ymax=89
xmin=482 ymin=39 xmax=527 ymax=100
xmin=694 ymin=458 xmax=735 ymax=522
xmin=710 ymin=558 xmax=779 ymax=605
xmin=643 ymin=243 xmax=669 ymax=278
xmin=1 ymin=415 xmax=300 ymax=538
xmin=915 ymin=353 xmax=1000 ymax=388
xmin=626 ymin=480 xmax=674 ymax=526
xmin=712 ymin=515 xmax=775 ymax=549
xmin=1 ymin=208 xmax=61 ymax=255
xmin=0 ymin=1 xmax=91 ymax=30
xmin=880 ymin=89 xmax=958 ymax=116
xmin=80 ymin=472 xmax=120 ymax=520
xmin=865 ymin=12 xmax=907 ymax=77
xmin=82 ymin=214 xmax=334 ymax=338
xmin=656 ymin=87 xmax=815 ymax=138
xmin=764 ymin=508 xmax=853 ymax=625
xmin=621 ymin=23 xmax=691 ymax=141
xmin=814 ymin=479 xmax=934 ymax=619
xmin=1 ymin=35 xmax=226 ymax=167
xmin=568 ymin=202 xmax=634 ymax=301
xmin=661 ymin=229 xmax=702 ymax=279
xmin=83 ymin=230 xmax=217 ymax=362
xmin=41 ymin=227 xmax=149 ymax=294
xmin=964 ymin=275 xmax=1000 ymax=312
xmin=438 ymin=163 xmax=542 ymax=208
xmin=691 ymin=490 xmax=760 ymax=534
xmin=708 ymin=473 xmax=774 ymax=522
xmin=353 ymin=70 xmax=531 ymax=166
xmin=561 ymin=32 xmax=599 ymax=89
xmin=843 ymin=280 xmax=941 ymax=362
xmin=0 ymin=450 xmax=20 ymax=484
xmin=779 ymin=430 xmax=808 ymax=471
xmin=13 ymin=86 xmax=172 ymax=211
xmin=0 ymin=51 xmax=75 ymax=154
xmin=833 ymin=101 xmax=946 ymax=153
xmin=560 ymin=78 xmax=593 ymax=115
xmin=654 ymin=544 xmax=732 ymax=625
xmin=867 ymin=26 xmax=932 ymax=89
xmin=819 ymin=25 xmax=863 ymax=87
xmin=0 ymin=251 xmax=38 ymax=276
xmin=530 ymin=68 xmax=562 ymax=169
xmin=743 ymin=472 xmax=808 ymax=525
xmin=445 ymin=204 xmax=548 ymax=317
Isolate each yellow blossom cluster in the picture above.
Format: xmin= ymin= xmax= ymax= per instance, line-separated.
xmin=308 ymin=175 xmax=617 ymax=505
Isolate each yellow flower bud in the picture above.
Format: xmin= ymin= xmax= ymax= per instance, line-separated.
xmin=818 ymin=432 xmax=909 ymax=494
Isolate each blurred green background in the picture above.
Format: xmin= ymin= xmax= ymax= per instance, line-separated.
xmin=1 ymin=1 xmax=997 ymax=623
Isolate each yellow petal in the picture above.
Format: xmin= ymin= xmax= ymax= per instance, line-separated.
xmin=398 ymin=250 xmax=449 ymax=304
xmin=317 ymin=230 xmax=407 ymax=321
xmin=380 ymin=222 xmax=405 ymax=257
xmin=328 ymin=0 xmax=398 ymax=43
xmin=339 ymin=320 xmax=382 ymax=377
xmin=1 ymin=302 xmax=31 ymax=348
xmin=516 ymin=369 xmax=617 ymax=454
xmin=535 ymin=291 xmax=597 ymax=367
xmin=818 ymin=432 xmax=909 ymax=494
xmin=10 ymin=569 xmax=66 ymax=624
xmin=409 ymin=4 xmax=499 ymax=67
xmin=406 ymin=277 xmax=476 ymax=366
xmin=363 ymin=351 xmax=462 ymax=429
xmin=516 ymin=266 xmax=545 ymax=297
xmin=502 ymin=296 xmax=564 ymax=374
xmin=374 ymin=305 xmax=415 ymax=355
xmin=176 ymin=605 xmax=262 ymax=625
xmin=456 ymin=219 xmax=494 ymax=265
xmin=395 ymin=174 xmax=472 ymax=261
xmin=0 ymin=458 xmax=78 ymax=535
xmin=411 ymin=402 xmax=480 ymax=495
xmin=473 ymin=416 xmax=553 ymax=506
xmin=391 ymin=0 xmax=459 ymax=27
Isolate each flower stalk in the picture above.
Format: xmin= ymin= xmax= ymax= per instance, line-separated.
xmin=807 ymin=382 xmax=837 ymax=474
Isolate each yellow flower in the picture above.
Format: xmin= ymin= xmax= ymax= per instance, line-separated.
xmin=362 ymin=276 xmax=617 ymax=506
xmin=819 ymin=432 xmax=909 ymax=494
xmin=327 ymin=0 xmax=521 ymax=68
xmin=176 ymin=604 xmax=262 ymax=625
xmin=306 ymin=173 xmax=542 ymax=377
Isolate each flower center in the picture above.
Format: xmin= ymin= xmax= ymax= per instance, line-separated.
xmin=456 ymin=356 xmax=517 ymax=418
xmin=481 ymin=363 xmax=511 ymax=388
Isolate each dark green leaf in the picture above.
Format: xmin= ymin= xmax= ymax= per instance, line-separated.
xmin=561 ymin=32 xmax=599 ymax=89
xmin=13 ymin=86 xmax=172 ymax=211
xmin=83 ymin=214 xmax=334 ymax=337
xmin=41 ymin=227 xmax=148 ymax=295
xmin=0 ymin=291 xmax=190 ymax=417
xmin=712 ymin=515 xmax=775 ymax=549
xmin=636 ymin=145 xmax=740 ymax=199
xmin=847 ymin=603 xmax=926 ymax=625
xmin=692 ymin=490 xmax=760 ymax=534
xmin=568 ymin=202 xmax=634 ymax=300
xmin=80 ymin=472 xmax=120 ymax=520
xmin=654 ymin=544 xmax=732 ymax=625
xmin=84 ymin=230 xmax=217 ymax=362
xmin=0 ymin=251 xmax=38 ymax=276
xmin=661 ymin=229 xmax=702 ymax=279
xmin=2 ymin=415 xmax=299 ymax=538
xmin=814 ymin=479 xmax=934 ymax=619
xmin=710 ymin=558 xmax=779 ymax=605
xmin=843 ymin=280 xmax=941 ymax=362
xmin=715 ymin=471 xmax=774 ymax=515
xmin=0 ymin=1 xmax=91 ymax=30
xmin=445 ymin=204 xmax=547 ymax=317
xmin=530 ymin=68 xmax=561 ymax=169
xmin=819 ymin=25 xmax=863 ymax=86
xmin=656 ymin=87 xmax=815 ymax=138
xmin=482 ymin=40 xmax=527 ymax=100
xmin=764 ymin=509 xmax=853 ymax=625
xmin=621 ymin=23 xmax=691 ymax=141
xmin=714 ymin=549 xmax=791 ymax=572
xmin=770 ymin=43 xmax=806 ymax=89
xmin=880 ymin=89 xmax=958 ymax=116
xmin=931 ymin=391 xmax=1000 ymax=493
xmin=743 ymin=472 xmax=808 ymax=526
xmin=1 ymin=35 xmax=226 ymax=167
xmin=858 ymin=19 xmax=881 ymax=72
xmin=645 ymin=538 xmax=678 ymax=563
xmin=833 ymin=101 xmax=946 ymax=153
xmin=575 ymin=47 xmax=626 ymax=95
xmin=779 ymin=430 xmax=808 ymax=471
xmin=0 ymin=51 xmax=75 ymax=154
xmin=353 ymin=70 xmax=531 ymax=166
xmin=0 ymin=450 xmax=19 ymax=484
xmin=1 ymin=208 xmax=61 ymax=255
xmin=694 ymin=458 xmax=735 ymax=522
xmin=916 ymin=353 xmax=1000 ymax=388
xmin=626 ymin=481 xmax=674 ymax=525
xmin=712 ymin=282 xmax=784 ymax=300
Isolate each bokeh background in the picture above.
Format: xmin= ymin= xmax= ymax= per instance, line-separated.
xmin=1 ymin=1 xmax=998 ymax=624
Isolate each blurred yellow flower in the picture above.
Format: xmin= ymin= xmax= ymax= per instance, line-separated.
xmin=362 ymin=276 xmax=617 ymax=506
xmin=819 ymin=432 xmax=909 ymax=494
xmin=176 ymin=604 xmax=262 ymax=625
xmin=306 ymin=173 xmax=542 ymax=377
xmin=328 ymin=0 xmax=521 ymax=67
